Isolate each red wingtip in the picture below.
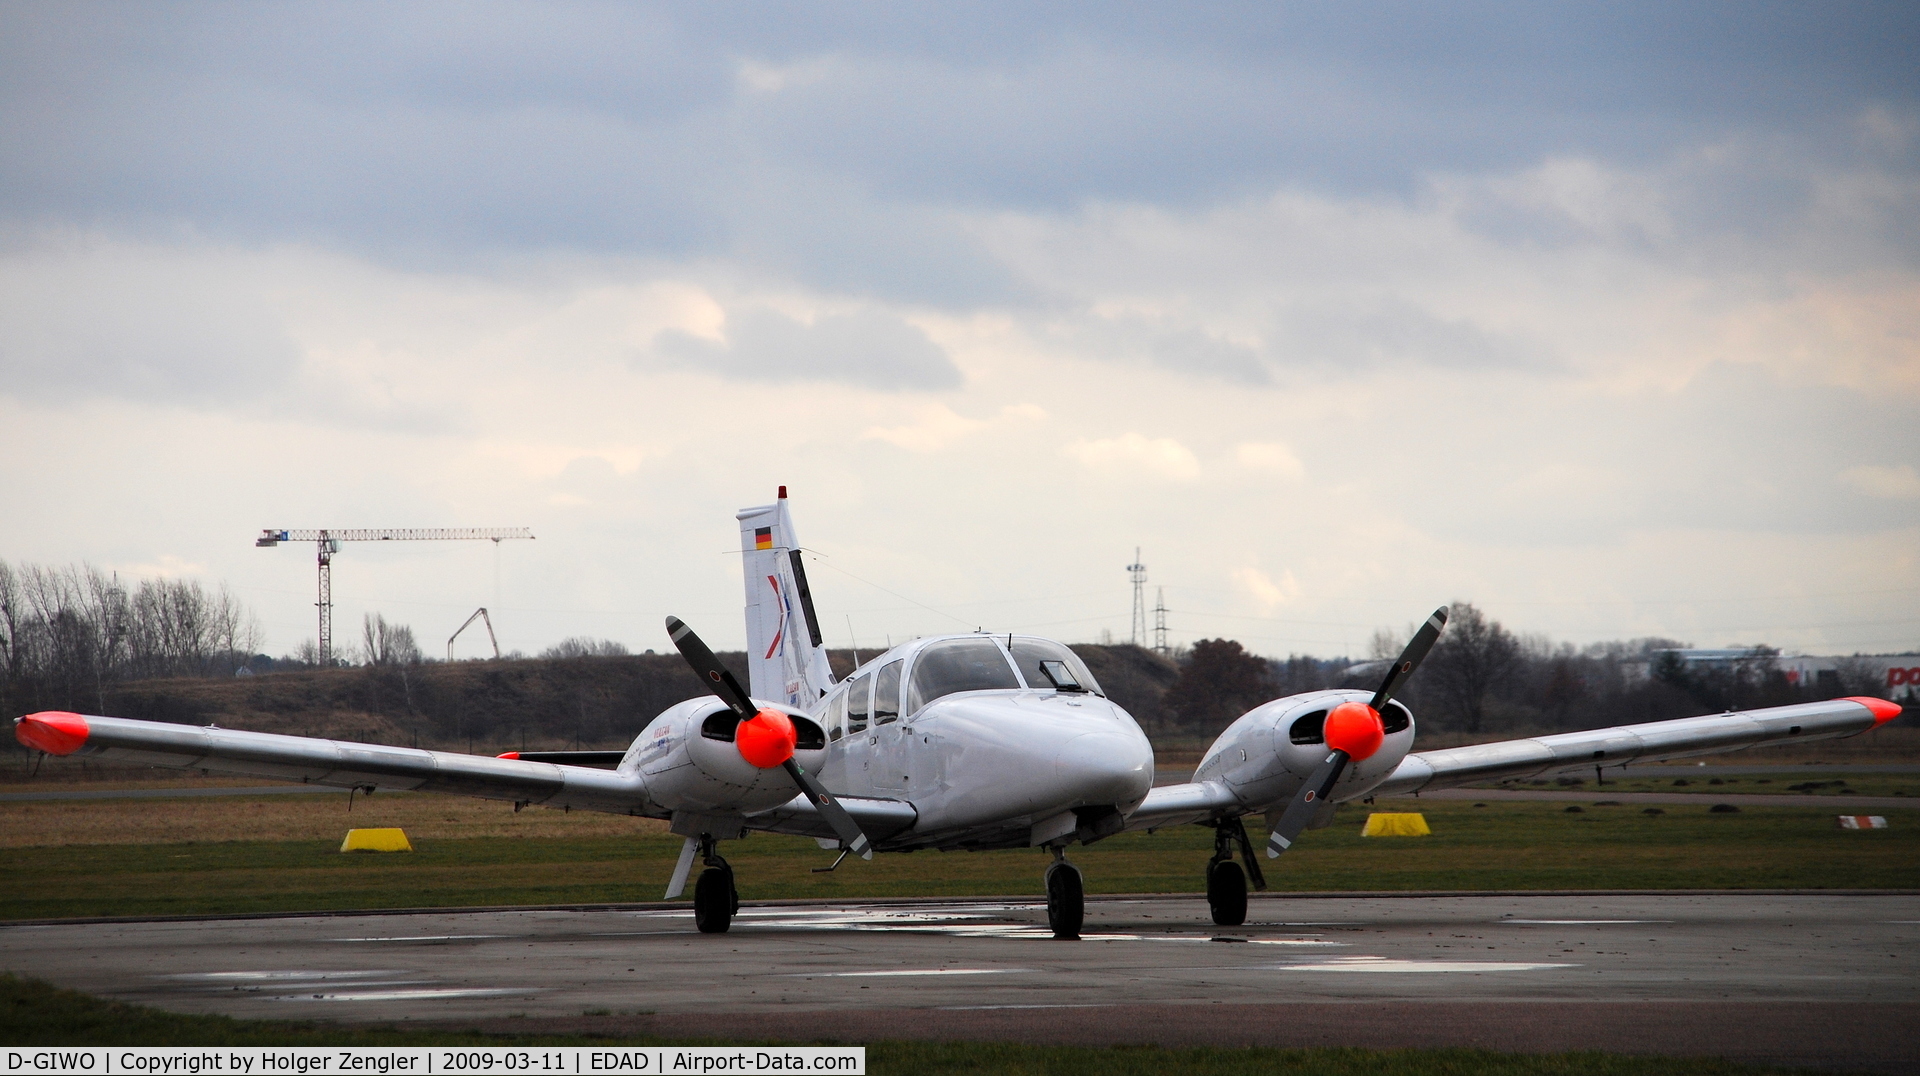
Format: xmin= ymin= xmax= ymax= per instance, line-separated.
xmin=1844 ymin=696 xmax=1904 ymax=725
xmin=15 ymin=711 xmax=90 ymax=755
xmin=496 ymin=751 xmax=521 ymax=759
xmin=778 ymin=485 xmax=787 ymax=499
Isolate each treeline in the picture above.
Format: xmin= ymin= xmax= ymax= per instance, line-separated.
xmin=3 ymin=554 xmax=1895 ymax=750
xmin=0 ymin=559 xmax=260 ymax=718
xmin=1153 ymin=602 xmax=1893 ymax=738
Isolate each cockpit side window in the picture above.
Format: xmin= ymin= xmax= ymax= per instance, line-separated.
xmin=874 ymin=660 xmax=902 ymax=724
xmin=1008 ymin=638 xmax=1104 ymax=696
xmin=905 ymin=638 xmax=1021 ymax=714
xmin=846 ymin=674 xmax=870 ymax=734
xmin=824 ymin=688 xmax=846 ymax=741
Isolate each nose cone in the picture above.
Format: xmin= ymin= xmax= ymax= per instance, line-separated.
xmin=1053 ymin=729 xmax=1155 ymax=811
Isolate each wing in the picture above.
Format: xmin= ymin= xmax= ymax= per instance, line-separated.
xmin=14 ymin=711 xmax=661 ymax=816
xmin=1373 ymin=696 xmax=1901 ymax=796
xmin=1122 ymin=779 xmax=1242 ymax=832
xmin=1121 ymin=695 xmax=1899 ymax=831
xmin=745 ymin=791 xmax=920 ymax=846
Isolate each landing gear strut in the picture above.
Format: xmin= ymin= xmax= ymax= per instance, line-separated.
xmin=1205 ymin=816 xmax=1266 ymax=927
xmin=692 ymin=836 xmax=740 ymax=934
xmin=1044 ymin=848 xmax=1084 ymax=940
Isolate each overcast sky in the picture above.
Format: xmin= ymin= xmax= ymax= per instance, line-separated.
xmin=2 ymin=2 xmax=1917 ymax=661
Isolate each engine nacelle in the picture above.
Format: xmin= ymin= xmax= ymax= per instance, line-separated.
xmin=624 ymin=696 xmax=829 ymax=817
xmin=1192 ymin=689 xmax=1416 ymax=814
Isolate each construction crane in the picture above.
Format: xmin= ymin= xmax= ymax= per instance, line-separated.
xmin=448 ymin=607 xmax=501 ymax=661
xmin=256 ymin=528 xmax=534 ymax=666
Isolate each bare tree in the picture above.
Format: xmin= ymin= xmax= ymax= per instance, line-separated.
xmin=1162 ymin=638 xmax=1278 ymax=731
xmin=541 ymin=637 xmax=631 ymax=659
xmin=1423 ymin=602 xmax=1522 ymax=734
xmin=361 ymin=613 xmax=422 ymax=666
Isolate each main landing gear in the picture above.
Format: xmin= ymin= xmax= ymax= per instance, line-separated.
xmin=1044 ymin=848 xmax=1084 ymax=939
xmin=1204 ymin=816 xmax=1267 ymax=927
xmin=692 ymin=836 xmax=741 ymax=934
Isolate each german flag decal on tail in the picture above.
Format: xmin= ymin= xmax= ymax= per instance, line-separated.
xmin=754 ymin=527 xmax=773 ymax=550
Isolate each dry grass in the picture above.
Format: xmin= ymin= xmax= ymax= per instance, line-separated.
xmin=0 ymin=790 xmax=664 ymax=847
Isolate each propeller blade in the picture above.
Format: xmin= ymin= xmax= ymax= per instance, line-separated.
xmin=1266 ymin=749 xmax=1348 ymax=858
xmin=666 ymin=615 xmax=755 ymax=720
xmin=664 ymin=616 xmax=873 ymax=861
xmin=784 ymin=758 xmax=873 ymax=860
xmin=1369 ymin=606 xmax=1449 ymax=711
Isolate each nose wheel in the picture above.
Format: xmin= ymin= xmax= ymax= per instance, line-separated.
xmin=1044 ymin=852 xmax=1084 ymax=939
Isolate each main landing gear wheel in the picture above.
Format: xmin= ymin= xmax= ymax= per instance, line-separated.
xmin=693 ymin=864 xmax=737 ymax=934
xmin=1045 ymin=857 xmax=1084 ymax=940
xmin=1206 ymin=859 xmax=1248 ymax=927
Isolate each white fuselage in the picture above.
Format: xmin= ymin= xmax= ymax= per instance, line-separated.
xmin=629 ymin=633 xmax=1157 ymax=851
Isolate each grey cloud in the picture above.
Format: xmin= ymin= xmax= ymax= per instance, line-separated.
xmin=1147 ymin=328 xmax=1270 ymax=385
xmin=1064 ymin=300 xmax=1545 ymax=386
xmin=1 ymin=2 xmax=1913 ymax=297
xmin=652 ymin=306 xmax=962 ymax=390
xmin=1398 ymin=362 xmax=1920 ymax=548
xmin=1265 ymin=299 xmax=1548 ymax=374
xmin=0 ymin=243 xmax=299 ymax=404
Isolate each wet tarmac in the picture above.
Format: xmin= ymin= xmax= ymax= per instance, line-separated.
xmin=5 ymin=893 xmax=1916 ymax=1072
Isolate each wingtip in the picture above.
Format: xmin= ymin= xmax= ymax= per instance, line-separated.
xmin=496 ymin=751 xmax=521 ymax=759
xmin=15 ymin=711 xmax=90 ymax=755
xmin=1844 ymin=696 xmax=1904 ymax=725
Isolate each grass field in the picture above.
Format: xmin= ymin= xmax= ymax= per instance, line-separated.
xmin=2 ymin=791 xmax=1914 ymax=920
xmin=0 ymin=976 xmax=1822 ymax=1075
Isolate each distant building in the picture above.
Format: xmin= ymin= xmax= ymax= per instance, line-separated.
xmin=1622 ymin=648 xmax=1920 ymax=704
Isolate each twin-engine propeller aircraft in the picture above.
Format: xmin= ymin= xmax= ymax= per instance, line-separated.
xmin=13 ymin=489 xmax=1905 ymax=937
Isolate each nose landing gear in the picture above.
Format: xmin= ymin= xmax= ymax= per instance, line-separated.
xmin=1204 ymin=815 xmax=1266 ymax=927
xmin=692 ymin=836 xmax=740 ymax=934
xmin=1044 ymin=848 xmax=1084 ymax=939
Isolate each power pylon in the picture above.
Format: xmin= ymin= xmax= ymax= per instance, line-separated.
xmin=257 ymin=527 xmax=533 ymax=665
xmin=1127 ymin=548 xmax=1147 ymax=647
xmin=1153 ymin=586 xmax=1169 ymax=658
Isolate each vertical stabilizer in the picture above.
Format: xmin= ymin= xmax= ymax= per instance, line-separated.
xmin=737 ymin=487 xmax=836 ymax=706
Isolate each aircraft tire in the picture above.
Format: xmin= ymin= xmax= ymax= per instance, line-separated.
xmin=693 ymin=866 xmax=734 ymax=934
xmin=1207 ymin=859 xmax=1247 ymax=926
xmin=1045 ymin=859 xmax=1084 ymax=939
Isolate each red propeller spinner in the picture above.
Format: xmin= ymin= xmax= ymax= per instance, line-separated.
xmin=1323 ymin=700 xmax=1385 ymax=761
xmin=735 ymin=708 xmax=797 ymax=769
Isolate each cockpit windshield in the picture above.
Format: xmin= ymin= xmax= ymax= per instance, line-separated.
xmin=1009 ymin=638 xmax=1104 ymax=696
xmin=905 ymin=638 xmax=1020 ymax=714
